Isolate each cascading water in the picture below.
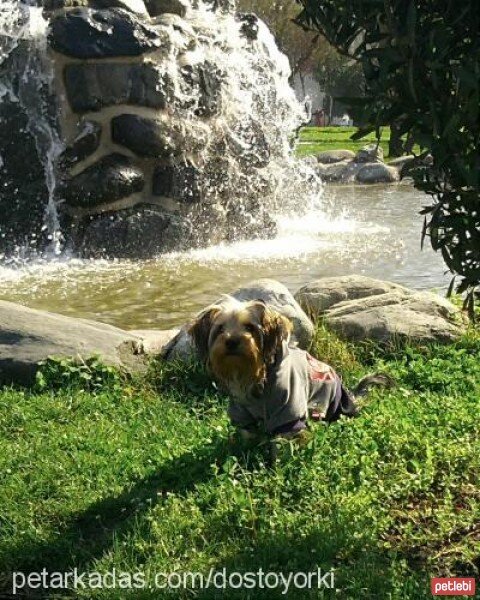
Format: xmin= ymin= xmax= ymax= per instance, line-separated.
xmin=0 ymin=0 xmax=322 ymax=260
xmin=0 ymin=0 xmax=63 ymax=259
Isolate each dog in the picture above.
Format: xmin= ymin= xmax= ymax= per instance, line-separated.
xmin=188 ymin=297 xmax=392 ymax=441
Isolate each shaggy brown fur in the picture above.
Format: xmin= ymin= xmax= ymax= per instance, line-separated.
xmin=188 ymin=298 xmax=292 ymax=400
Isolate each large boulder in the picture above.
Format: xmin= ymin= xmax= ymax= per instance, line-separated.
xmin=111 ymin=114 xmax=183 ymax=158
xmin=295 ymin=276 xmax=406 ymax=314
xmin=64 ymin=63 xmax=173 ymax=113
xmin=59 ymin=121 xmax=102 ymax=168
xmin=146 ymin=0 xmax=189 ymax=17
xmin=61 ymin=154 xmax=145 ymax=209
xmin=295 ymin=276 xmax=465 ymax=345
xmin=164 ymin=279 xmax=315 ymax=360
xmin=49 ymin=8 xmax=164 ymax=59
xmin=79 ymin=205 xmax=183 ymax=258
xmin=355 ymin=163 xmax=400 ymax=184
xmin=152 ymin=161 xmax=201 ymax=203
xmin=316 ymin=149 xmax=355 ymax=164
xmin=0 ymin=301 xmax=145 ymax=385
xmin=316 ymin=160 xmax=359 ymax=183
xmin=355 ymin=144 xmax=384 ymax=164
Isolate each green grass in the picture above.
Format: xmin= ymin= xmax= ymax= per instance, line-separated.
xmin=295 ymin=126 xmax=419 ymax=160
xmin=0 ymin=327 xmax=479 ymax=599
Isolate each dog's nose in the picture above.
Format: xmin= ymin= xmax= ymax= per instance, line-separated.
xmin=225 ymin=337 xmax=241 ymax=351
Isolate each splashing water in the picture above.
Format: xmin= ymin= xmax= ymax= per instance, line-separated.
xmin=0 ymin=0 xmax=63 ymax=258
xmin=177 ymin=3 xmax=324 ymax=222
xmin=2 ymin=0 xmax=324 ymax=260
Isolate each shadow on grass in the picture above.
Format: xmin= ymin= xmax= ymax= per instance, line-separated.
xmin=3 ymin=436 xmax=231 ymax=580
xmin=193 ymin=530 xmax=427 ymax=600
xmin=119 ymin=528 xmax=428 ymax=600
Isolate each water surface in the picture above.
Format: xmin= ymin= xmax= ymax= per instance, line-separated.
xmin=0 ymin=184 xmax=449 ymax=330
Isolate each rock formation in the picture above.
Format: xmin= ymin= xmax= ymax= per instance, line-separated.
xmin=295 ymin=275 xmax=466 ymax=344
xmin=1 ymin=1 xmax=316 ymax=258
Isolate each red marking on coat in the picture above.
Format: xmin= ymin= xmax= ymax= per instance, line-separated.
xmin=307 ymin=354 xmax=336 ymax=382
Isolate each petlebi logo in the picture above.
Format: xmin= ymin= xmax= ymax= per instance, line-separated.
xmin=431 ymin=577 xmax=476 ymax=596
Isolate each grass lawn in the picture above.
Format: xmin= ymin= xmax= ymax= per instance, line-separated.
xmin=296 ymin=127 xmax=395 ymax=159
xmin=0 ymin=326 xmax=479 ymax=598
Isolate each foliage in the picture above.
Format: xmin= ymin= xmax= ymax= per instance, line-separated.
xmin=237 ymin=0 xmax=331 ymax=79
xmin=315 ymin=51 xmax=365 ymax=114
xmin=295 ymin=0 xmax=480 ymax=311
xmin=0 ymin=327 xmax=479 ymax=597
xmin=35 ymin=355 xmax=125 ymax=395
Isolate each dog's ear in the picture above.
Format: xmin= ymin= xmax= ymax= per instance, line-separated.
xmin=187 ymin=306 xmax=221 ymax=362
xmin=248 ymin=301 xmax=293 ymax=365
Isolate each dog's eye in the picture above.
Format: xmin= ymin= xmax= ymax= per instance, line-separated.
xmin=245 ymin=324 xmax=258 ymax=335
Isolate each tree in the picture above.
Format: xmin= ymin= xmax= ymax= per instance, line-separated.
xmin=315 ymin=52 xmax=364 ymax=118
xmin=237 ymin=0 xmax=330 ymax=81
xmin=295 ymin=0 xmax=480 ymax=313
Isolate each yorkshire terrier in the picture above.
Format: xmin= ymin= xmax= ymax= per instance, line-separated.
xmin=188 ymin=297 xmax=392 ymax=444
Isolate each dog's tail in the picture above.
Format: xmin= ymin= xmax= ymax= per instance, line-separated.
xmin=351 ymin=372 xmax=395 ymax=398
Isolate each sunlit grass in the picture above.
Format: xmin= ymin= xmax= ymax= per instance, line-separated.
xmin=0 ymin=326 xmax=479 ymax=598
xmin=295 ymin=126 xmax=420 ymax=160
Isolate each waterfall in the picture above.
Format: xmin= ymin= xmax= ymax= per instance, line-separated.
xmin=0 ymin=0 xmax=322 ymax=260
xmin=0 ymin=0 xmax=63 ymax=258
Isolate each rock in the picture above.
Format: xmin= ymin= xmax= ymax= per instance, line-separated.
xmin=316 ymin=149 xmax=355 ymax=164
xmin=152 ymin=161 xmax=201 ymax=203
xmin=180 ymin=62 xmax=223 ymax=117
xmin=295 ymin=276 xmax=407 ymax=314
xmin=316 ymin=160 xmax=359 ymax=183
xmin=93 ymin=0 xmax=149 ymax=17
xmin=355 ymin=144 xmax=384 ymax=163
xmin=59 ymin=121 xmax=102 ymax=168
xmin=228 ymin=120 xmax=270 ymax=168
xmin=64 ymin=63 xmax=172 ymax=113
xmin=232 ymin=280 xmax=314 ymax=348
xmin=61 ymin=154 xmax=144 ymax=209
xmin=111 ymin=114 xmax=182 ymax=158
xmin=129 ymin=329 xmax=180 ymax=353
xmin=44 ymin=0 xmax=149 ymax=17
xmin=49 ymin=8 xmax=164 ymax=59
xmin=79 ymin=205 xmax=184 ymax=258
xmin=0 ymin=300 xmax=144 ymax=385
xmin=146 ymin=0 xmax=189 ymax=17
xmin=325 ymin=293 xmax=464 ymax=345
xmin=237 ymin=13 xmax=259 ymax=41
xmin=316 ymin=148 xmax=403 ymax=184
xmin=355 ymin=162 xmax=400 ymax=184
xmin=164 ymin=279 xmax=315 ymax=361
xmin=387 ymin=155 xmax=416 ymax=170
xmin=295 ymin=276 xmax=465 ymax=345
xmin=43 ymin=0 xmax=89 ymax=10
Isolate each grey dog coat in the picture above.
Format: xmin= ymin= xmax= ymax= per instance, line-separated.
xmin=228 ymin=341 xmax=358 ymax=435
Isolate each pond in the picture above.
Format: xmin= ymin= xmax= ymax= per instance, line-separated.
xmin=0 ymin=183 xmax=449 ymax=330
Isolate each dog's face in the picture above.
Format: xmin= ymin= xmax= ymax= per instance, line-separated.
xmin=188 ymin=299 xmax=292 ymax=399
